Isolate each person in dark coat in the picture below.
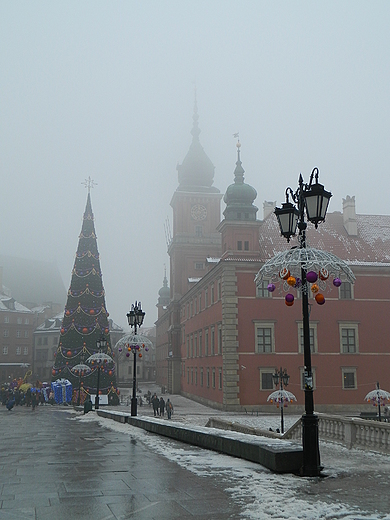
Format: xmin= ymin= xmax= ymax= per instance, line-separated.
xmin=84 ymin=397 xmax=93 ymax=414
xmin=31 ymin=391 xmax=37 ymax=411
xmin=152 ymin=394 xmax=159 ymax=416
xmin=159 ymin=397 xmax=165 ymax=417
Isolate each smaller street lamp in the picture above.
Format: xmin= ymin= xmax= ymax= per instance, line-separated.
xmin=94 ymin=335 xmax=106 ymax=410
xmin=127 ymin=301 xmax=145 ymax=417
xmin=272 ymin=368 xmax=290 ymax=433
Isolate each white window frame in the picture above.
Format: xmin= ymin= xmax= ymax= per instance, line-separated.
xmin=339 ymin=323 xmax=359 ymax=354
xmin=255 ymin=322 xmax=275 ymax=354
xmin=259 ymin=368 xmax=275 ymax=391
xmin=342 ymin=367 xmax=357 ymax=390
xmin=256 ymin=280 xmax=271 ymax=298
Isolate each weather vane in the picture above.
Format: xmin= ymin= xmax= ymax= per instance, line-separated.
xmin=82 ymin=176 xmax=97 ymax=193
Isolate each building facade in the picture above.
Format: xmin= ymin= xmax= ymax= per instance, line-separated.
xmin=0 ymin=294 xmax=35 ymax=381
xmin=155 ymin=112 xmax=390 ymax=412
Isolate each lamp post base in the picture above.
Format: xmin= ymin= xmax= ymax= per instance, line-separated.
xmin=131 ymin=397 xmax=137 ymax=417
xmin=95 ymin=396 xmax=99 ymax=410
xmin=301 ymin=413 xmax=321 ymax=477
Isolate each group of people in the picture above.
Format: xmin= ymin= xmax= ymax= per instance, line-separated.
xmin=148 ymin=392 xmax=174 ymax=419
xmin=1 ymin=384 xmax=55 ymax=411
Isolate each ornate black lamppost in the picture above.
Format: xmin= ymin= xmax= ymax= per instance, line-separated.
xmin=272 ymin=368 xmax=290 ymax=434
xmin=274 ymin=168 xmax=332 ymax=477
xmin=127 ymin=301 xmax=145 ymax=417
xmin=94 ymin=335 xmax=106 ymax=410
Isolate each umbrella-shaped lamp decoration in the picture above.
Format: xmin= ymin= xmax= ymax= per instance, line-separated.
xmin=86 ymin=340 xmax=114 ymax=410
xmin=267 ymin=390 xmax=297 ymax=433
xmin=364 ymin=382 xmax=390 ymax=422
xmin=70 ymin=363 xmax=92 ymax=406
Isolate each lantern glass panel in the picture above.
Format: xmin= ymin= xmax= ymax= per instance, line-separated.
xmin=304 ymin=183 xmax=332 ymax=225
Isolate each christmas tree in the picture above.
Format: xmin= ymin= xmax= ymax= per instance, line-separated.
xmin=52 ymin=180 xmax=118 ymax=405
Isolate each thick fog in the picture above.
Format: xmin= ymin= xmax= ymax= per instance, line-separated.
xmin=1 ymin=1 xmax=389 ymax=328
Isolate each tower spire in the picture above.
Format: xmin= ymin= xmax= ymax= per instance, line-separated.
xmin=191 ymin=87 xmax=200 ymax=141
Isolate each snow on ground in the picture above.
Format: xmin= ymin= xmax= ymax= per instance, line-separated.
xmin=72 ymin=410 xmax=390 ymax=519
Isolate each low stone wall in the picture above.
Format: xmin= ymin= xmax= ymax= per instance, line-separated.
xmin=97 ymin=410 xmax=303 ymax=473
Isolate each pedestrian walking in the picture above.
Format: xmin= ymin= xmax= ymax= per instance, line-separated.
xmin=31 ymin=391 xmax=37 ymax=411
xmin=152 ymin=393 xmax=160 ymax=416
xmin=159 ymin=397 xmax=165 ymax=417
xmin=166 ymin=398 xmax=173 ymax=419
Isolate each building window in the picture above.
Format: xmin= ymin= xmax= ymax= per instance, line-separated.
xmin=218 ymin=368 xmax=222 ymax=390
xmin=37 ymin=337 xmax=42 ymax=346
xmin=218 ymin=325 xmax=222 ymax=355
xmin=211 ymin=285 xmax=214 ymax=304
xmin=2 ymin=346 xmax=8 ymax=355
xmin=190 ymin=301 xmax=193 ymax=317
xmin=195 ymin=225 xmax=202 ymax=237
xmin=205 ymin=289 xmax=208 ymax=307
xmin=194 ymin=298 xmax=197 ymax=314
xmin=191 ymin=368 xmax=194 ymax=385
xmin=24 ymin=330 xmax=28 ymax=338
xmin=340 ymin=324 xmax=359 ymax=353
xmin=187 ymin=368 xmax=190 ymax=384
xmin=205 ymin=329 xmax=209 ymax=356
xmin=339 ymin=282 xmax=353 ymax=300
xmin=186 ymin=336 xmax=189 ymax=358
xmin=218 ymin=280 xmax=221 ymax=300
xmin=3 ymin=329 xmax=9 ymax=338
xmin=244 ymin=241 xmax=249 ymax=251
xmin=17 ymin=317 xmax=22 ymax=324
xmin=187 ymin=303 xmax=189 ymax=318
xmin=211 ymin=327 xmax=215 ymax=355
xmin=300 ymin=367 xmax=316 ymax=390
xmin=194 ymin=334 xmax=198 ymax=357
xmin=298 ymin=323 xmax=318 ymax=353
xmin=16 ymin=330 xmax=22 ymax=338
xmin=36 ymin=349 xmax=48 ymax=362
xmin=207 ymin=368 xmax=210 ymax=387
xmin=4 ymin=316 xmax=9 ymax=324
xmin=212 ymin=368 xmax=216 ymax=389
xmin=342 ymin=368 xmax=357 ymax=389
xmin=190 ymin=335 xmax=193 ymax=357
xmin=24 ymin=318 xmax=30 ymax=325
xmin=199 ymin=294 xmax=202 ymax=311
xmin=199 ymin=332 xmax=202 ymax=357
xmin=255 ymin=323 xmax=275 ymax=353
xmin=260 ymin=369 xmax=275 ymax=390
xmin=237 ymin=241 xmax=242 ymax=250
xmin=200 ymin=367 xmax=204 ymax=387
xmin=195 ymin=368 xmax=198 ymax=386
xmin=256 ymin=280 xmax=271 ymax=298
xmin=16 ymin=346 xmax=21 ymax=355
xmin=23 ymin=347 xmax=28 ymax=356
xmin=43 ymin=337 xmax=48 ymax=345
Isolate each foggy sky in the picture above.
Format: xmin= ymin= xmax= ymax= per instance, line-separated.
xmin=1 ymin=1 xmax=390 ymax=328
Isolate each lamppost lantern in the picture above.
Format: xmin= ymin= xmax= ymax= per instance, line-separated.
xmin=303 ymin=169 xmax=332 ymax=228
xmin=274 ymin=200 xmax=299 ymax=242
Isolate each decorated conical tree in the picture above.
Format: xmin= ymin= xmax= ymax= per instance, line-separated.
xmin=52 ymin=182 xmax=118 ymax=404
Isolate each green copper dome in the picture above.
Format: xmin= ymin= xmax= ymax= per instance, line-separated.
xmin=223 ymin=142 xmax=258 ymax=221
xmin=158 ymin=268 xmax=170 ymax=306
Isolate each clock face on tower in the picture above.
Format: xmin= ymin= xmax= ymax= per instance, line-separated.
xmin=191 ymin=204 xmax=207 ymax=221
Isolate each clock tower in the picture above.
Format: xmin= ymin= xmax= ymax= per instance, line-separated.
xmin=165 ymin=101 xmax=222 ymax=393
xmin=169 ymin=100 xmax=223 ymax=301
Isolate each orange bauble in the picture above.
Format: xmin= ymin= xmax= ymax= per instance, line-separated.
xmin=315 ymin=293 xmax=325 ymax=305
xmin=311 ymin=284 xmax=319 ymax=293
xmin=287 ymin=276 xmax=296 ymax=286
xmin=285 ymin=300 xmax=294 ymax=306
